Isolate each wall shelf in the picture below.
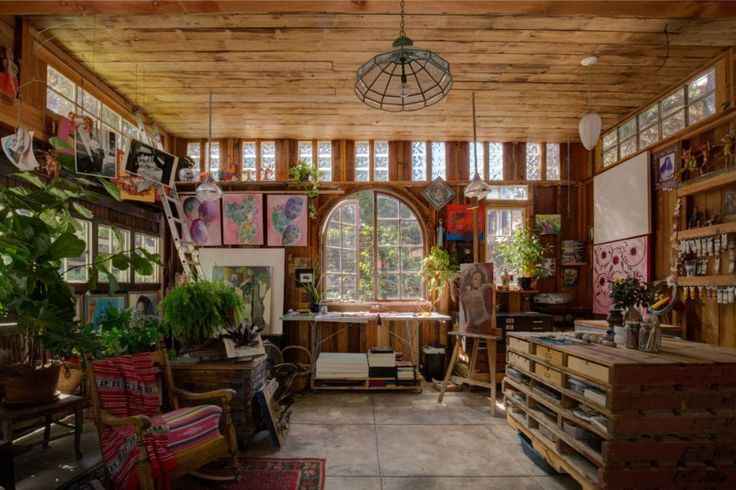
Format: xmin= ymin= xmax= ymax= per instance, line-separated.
xmin=677 ymin=220 xmax=736 ymax=239
xmin=561 ymin=262 xmax=586 ymax=267
xmin=678 ymin=168 xmax=736 ymax=197
xmin=677 ymin=275 xmax=736 ymax=287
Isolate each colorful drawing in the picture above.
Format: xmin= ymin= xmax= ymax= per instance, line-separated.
xmin=562 ymin=268 xmax=579 ymax=287
xmin=85 ymin=295 xmax=126 ymax=331
xmin=446 ymin=203 xmax=484 ymax=241
xmin=458 ymin=262 xmax=495 ymax=335
xmin=535 ymin=214 xmax=561 ymax=235
xmin=115 ymin=149 xmax=156 ymax=202
xmin=222 ymin=193 xmax=263 ymax=245
xmin=266 ymin=195 xmax=308 ymax=247
xmin=128 ymin=292 xmax=159 ymax=319
xmin=593 ymin=235 xmax=650 ymax=314
xmin=180 ymin=193 xmax=222 ymax=246
xmin=213 ymin=266 xmax=273 ymax=332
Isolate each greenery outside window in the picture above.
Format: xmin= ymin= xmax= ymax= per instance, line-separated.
xmin=98 ymin=225 xmax=130 ymax=283
xmin=486 ymin=208 xmax=526 ymax=282
xmin=374 ymin=141 xmax=389 ymax=181
xmin=546 ymin=143 xmax=560 ymax=180
xmin=317 ymin=141 xmax=332 ymax=181
xmin=261 ymin=141 xmax=276 ymax=181
xmin=61 ymin=219 xmax=92 ymax=283
xmin=526 ymin=143 xmax=541 ymax=180
xmin=431 ymin=142 xmax=446 ymax=179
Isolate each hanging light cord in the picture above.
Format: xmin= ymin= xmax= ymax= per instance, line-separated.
xmin=399 ymin=0 xmax=406 ymax=37
xmin=208 ymin=91 xmax=212 ymax=171
xmin=655 ymin=24 xmax=670 ymax=73
xmin=472 ymin=92 xmax=479 ymax=177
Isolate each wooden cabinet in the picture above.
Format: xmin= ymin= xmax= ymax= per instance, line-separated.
xmin=504 ymin=332 xmax=736 ymax=489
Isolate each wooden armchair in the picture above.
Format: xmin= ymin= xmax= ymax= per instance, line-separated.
xmin=85 ymin=346 xmax=239 ymax=489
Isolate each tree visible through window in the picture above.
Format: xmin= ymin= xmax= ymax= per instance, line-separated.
xmin=324 ymin=191 xmax=424 ymax=302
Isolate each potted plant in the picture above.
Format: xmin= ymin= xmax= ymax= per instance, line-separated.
xmin=420 ymin=246 xmax=459 ymax=308
xmin=496 ymin=226 xmax=546 ymax=290
xmin=0 ymin=171 xmax=159 ymax=404
xmin=302 ymin=259 xmax=322 ymax=313
xmin=159 ymin=279 xmax=246 ymax=351
xmin=95 ymin=306 xmax=171 ymax=357
xmin=609 ymin=277 xmax=655 ymax=323
xmin=290 ymin=159 xmax=321 ymax=219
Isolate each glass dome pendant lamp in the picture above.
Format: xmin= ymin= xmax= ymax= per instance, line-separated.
xmin=354 ymin=0 xmax=453 ymax=112
xmin=464 ymin=93 xmax=492 ymax=200
xmin=196 ymin=91 xmax=223 ymax=202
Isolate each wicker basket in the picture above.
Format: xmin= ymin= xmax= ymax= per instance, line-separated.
xmin=276 ymin=345 xmax=312 ymax=393
xmin=57 ymin=361 xmax=84 ymax=394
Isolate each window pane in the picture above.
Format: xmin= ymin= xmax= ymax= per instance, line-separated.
xmin=47 ymin=66 xmax=75 ymax=100
xmin=401 ymin=220 xmax=422 ymax=245
xmin=639 ymin=125 xmax=659 ymax=148
xmin=525 ymin=143 xmax=540 ymax=181
xmin=469 ymin=142 xmax=485 ymax=179
xmin=401 ymin=247 xmax=423 ymax=272
xmin=620 ymin=137 xmax=637 ymax=159
xmin=76 ymin=89 xmax=101 ymax=119
xmin=317 ymin=141 xmax=332 ymax=181
xmin=661 ymin=88 xmax=685 ymax=117
xmin=378 ymin=246 xmax=399 ymax=272
xmin=488 ymin=142 xmax=503 ymax=180
xmin=378 ymin=274 xmax=399 ymax=299
xmin=98 ymin=225 xmax=130 ymax=283
xmin=374 ymin=140 xmax=389 ymax=181
xmin=411 ymin=141 xmax=427 ymax=181
xmin=603 ymin=148 xmax=618 ymax=167
xmin=377 ymin=195 xmax=399 ymax=218
xmin=242 ymin=141 xmax=256 ymax=181
xmin=638 ymin=103 xmax=659 ymax=130
xmin=204 ymin=142 xmax=220 ymax=179
xmin=485 ymin=185 xmax=528 ymax=201
xmin=662 ymin=110 xmax=685 ymax=138
xmin=545 ymin=143 xmax=560 ymax=180
xmin=431 ymin=142 xmax=446 ymax=179
xmin=688 ymin=94 xmax=716 ymax=124
xmin=134 ymin=234 xmax=160 ymax=283
xmin=261 ymin=141 xmax=276 ymax=181
xmin=618 ymin=117 xmax=636 ymax=141
xmin=298 ymin=141 xmax=313 ymax=165
xmin=122 ymin=120 xmax=138 ymax=140
xmin=101 ymin=106 xmax=122 ymax=131
xmin=355 ymin=141 xmax=370 ymax=181
xmin=486 ymin=208 xmax=525 ymax=282
xmin=63 ymin=219 xmax=92 ymax=283
xmin=602 ymin=130 xmax=618 ymax=151
xmin=47 ymin=88 xmax=75 ymax=116
xmin=401 ymin=273 xmax=422 ymax=299
xmin=688 ymin=69 xmax=715 ymax=101
xmin=378 ymin=222 xmax=399 ymax=246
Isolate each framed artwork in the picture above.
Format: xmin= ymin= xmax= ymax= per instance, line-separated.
xmin=446 ymin=203 xmax=484 ymax=241
xmin=123 ymin=138 xmax=178 ymax=187
xmin=222 ymin=193 xmax=263 ymax=245
xmin=295 ymin=269 xmax=313 ymax=287
xmin=592 ymin=235 xmax=650 ymax=314
xmin=128 ymin=292 xmax=159 ymax=319
xmin=542 ymin=258 xmax=556 ymax=277
xmin=266 ymin=195 xmax=308 ymax=247
xmin=723 ymin=185 xmax=736 ymax=222
xmin=49 ymin=116 xmax=76 ymax=169
xmin=458 ymin=262 xmax=496 ymax=335
xmin=1 ymin=126 xmax=37 ymax=171
xmin=115 ymin=148 xmax=156 ymax=203
xmin=199 ymin=248 xmax=285 ymax=335
xmin=653 ymin=144 xmax=679 ymax=190
xmin=212 ymin=265 xmax=273 ymax=333
xmin=75 ymin=127 xmax=117 ymax=178
xmin=422 ymin=177 xmax=456 ymax=211
xmin=562 ymin=268 xmax=579 ymax=287
xmin=535 ymin=214 xmax=561 ymax=235
xmin=85 ymin=295 xmax=126 ymax=331
xmin=180 ymin=193 xmax=222 ymax=246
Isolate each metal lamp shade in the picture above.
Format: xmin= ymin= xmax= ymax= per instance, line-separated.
xmin=464 ymin=174 xmax=492 ymax=200
xmin=355 ymin=44 xmax=453 ymax=112
xmin=578 ymin=111 xmax=602 ymax=150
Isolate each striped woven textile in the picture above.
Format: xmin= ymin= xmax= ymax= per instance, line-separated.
xmin=94 ymin=353 xmax=176 ymax=490
xmin=159 ymin=405 xmax=223 ymax=458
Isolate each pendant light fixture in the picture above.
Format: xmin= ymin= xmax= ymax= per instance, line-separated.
xmin=196 ymin=91 xmax=223 ymax=202
xmin=354 ymin=0 xmax=452 ymax=112
xmin=464 ymin=93 xmax=491 ymax=200
xmin=578 ymin=55 xmax=602 ymax=150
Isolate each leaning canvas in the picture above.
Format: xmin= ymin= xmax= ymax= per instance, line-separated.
xmin=458 ymin=262 xmax=496 ymax=335
xmin=266 ymin=195 xmax=308 ymax=246
xmin=212 ymin=266 xmax=272 ymax=332
xmin=123 ymin=138 xmax=178 ymax=187
xmin=180 ymin=193 xmax=222 ymax=246
xmin=222 ymin=193 xmax=264 ymax=245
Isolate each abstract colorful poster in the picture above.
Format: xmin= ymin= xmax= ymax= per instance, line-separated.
xmin=458 ymin=262 xmax=496 ymax=335
xmin=180 ymin=193 xmax=222 ymax=246
xmin=266 ymin=195 xmax=308 ymax=246
xmin=222 ymin=193 xmax=263 ymax=245
xmin=446 ymin=203 xmax=484 ymax=241
xmin=593 ymin=235 xmax=650 ymax=314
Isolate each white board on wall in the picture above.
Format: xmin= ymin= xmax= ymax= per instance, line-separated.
xmin=593 ymin=151 xmax=651 ymax=245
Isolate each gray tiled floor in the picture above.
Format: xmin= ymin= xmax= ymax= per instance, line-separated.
xmin=12 ymin=388 xmax=580 ymax=489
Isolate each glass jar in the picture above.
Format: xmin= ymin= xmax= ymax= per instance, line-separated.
xmin=639 ymin=321 xmax=662 ymax=353
xmin=625 ymin=322 xmax=640 ymax=349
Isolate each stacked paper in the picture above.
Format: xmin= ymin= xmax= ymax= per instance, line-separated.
xmin=315 ymin=352 xmax=369 ymax=379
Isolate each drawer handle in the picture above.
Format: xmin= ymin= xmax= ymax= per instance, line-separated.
xmin=545 ymin=351 xmax=552 ymax=358
xmin=544 ymin=371 xmax=550 ymax=378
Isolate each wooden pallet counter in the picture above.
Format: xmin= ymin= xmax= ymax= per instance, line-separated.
xmin=504 ymin=332 xmax=736 ymax=489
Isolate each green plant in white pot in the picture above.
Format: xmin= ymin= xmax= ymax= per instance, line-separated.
xmin=496 ymin=226 xmax=546 ymax=290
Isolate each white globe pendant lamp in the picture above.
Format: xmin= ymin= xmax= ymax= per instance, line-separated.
xmin=578 ymin=56 xmax=601 ymax=151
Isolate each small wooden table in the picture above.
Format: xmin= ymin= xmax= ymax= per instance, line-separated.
xmin=437 ymin=331 xmax=501 ymax=416
xmin=0 ymin=393 xmax=83 ymax=459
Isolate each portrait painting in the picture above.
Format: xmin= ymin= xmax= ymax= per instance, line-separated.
xmin=724 ymin=185 xmax=736 ymax=222
xmin=535 ymin=214 xmax=561 ymax=235
xmin=653 ymin=144 xmax=679 ymax=190
xmin=222 ymin=193 xmax=263 ymax=245
xmin=562 ymin=268 xmax=579 ymax=287
xmin=458 ymin=262 xmax=496 ymax=335
xmin=446 ymin=203 xmax=485 ymax=241
xmin=266 ymin=195 xmax=308 ymax=246
xmin=128 ymin=292 xmax=159 ymax=319
xmin=180 ymin=193 xmax=222 ymax=246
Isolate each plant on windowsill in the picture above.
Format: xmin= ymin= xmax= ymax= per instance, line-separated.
xmin=496 ymin=226 xmax=546 ymax=290
xmin=302 ymin=259 xmax=322 ymax=313
xmin=420 ymin=246 xmax=459 ymax=309
xmin=290 ymin=159 xmax=321 ymax=219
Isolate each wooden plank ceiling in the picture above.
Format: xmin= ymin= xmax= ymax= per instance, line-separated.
xmin=16 ymin=1 xmax=736 ymax=141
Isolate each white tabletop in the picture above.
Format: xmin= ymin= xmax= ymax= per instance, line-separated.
xmin=281 ymin=311 xmax=452 ymax=323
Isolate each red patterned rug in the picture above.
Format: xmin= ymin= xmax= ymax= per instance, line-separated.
xmin=57 ymin=457 xmax=325 ymax=490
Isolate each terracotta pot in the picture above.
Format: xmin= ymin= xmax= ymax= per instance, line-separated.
xmin=4 ymin=363 xmax=61 ymax=405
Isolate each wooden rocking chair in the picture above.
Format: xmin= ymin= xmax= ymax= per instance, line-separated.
xmin=85 ymin=346 xmax=239 ymax=489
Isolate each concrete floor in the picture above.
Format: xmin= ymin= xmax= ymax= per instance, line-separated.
xmin=12 ymin=388 xmax=580 ymax=489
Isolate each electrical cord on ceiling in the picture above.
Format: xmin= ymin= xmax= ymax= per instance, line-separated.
xmin=655 ymin=24 xmax=670 ymax=73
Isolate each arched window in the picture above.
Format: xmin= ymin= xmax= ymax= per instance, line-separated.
xmin=323 ymin=191 xmax=424 ymax=302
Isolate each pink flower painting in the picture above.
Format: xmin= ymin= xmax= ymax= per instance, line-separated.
xmin=592 ymin=235 xmax=650 ymax=314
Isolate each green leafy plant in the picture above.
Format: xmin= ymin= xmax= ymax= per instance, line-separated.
xmin=421 ymin=246 xmax=459 ymax=304
xmin=96 ymin=306 xmax=170 ymax=356
xmin=290 ymin=159 xmax=321 ymax=219
xmin=609 ymin=277 xmax=655 ymax=312
xmin=302 ymin=258 xmax=322 ymax=306
xmin=159 ymin=280 xmax=245 ymax=347
xmin=496 ymin=226 xmax=547 ymax=279
xmin=0 ymin=171 xmax=159 ymax=368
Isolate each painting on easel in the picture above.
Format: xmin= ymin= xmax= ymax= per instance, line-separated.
xmin=458 ymin=262 xmax=496 ymax=335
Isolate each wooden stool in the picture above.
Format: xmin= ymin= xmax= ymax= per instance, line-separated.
xmin=437 ymin=331 xmax=500 ymax=416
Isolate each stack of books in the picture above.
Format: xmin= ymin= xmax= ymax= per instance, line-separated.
xmin=367 ymin=346 xmax=397 ymax=378
xmin=315 ymin=352 xmax=368 ymax=379
xmin=396 ymin=360 xmax=416 ymax=380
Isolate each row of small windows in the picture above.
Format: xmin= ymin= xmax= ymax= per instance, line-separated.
xmin=187 ymin=141 xmax=562 ymax=183
xmin=602 ymin=68 xmax=717 ymax=167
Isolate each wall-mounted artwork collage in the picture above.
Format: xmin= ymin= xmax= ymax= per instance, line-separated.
xmin=180 ymin=193 xmax=309 ymax=247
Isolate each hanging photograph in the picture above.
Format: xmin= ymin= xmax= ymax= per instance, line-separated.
xmin=124 ymin=138 xmax=178 ymax=186
xmin=458 ymin=262 xmax=496 ymax=335
xmin=128 ymin=292 xmax=159 ymax=319
xmin=446 ymin=203 xmax=484 ymax=241
xmin=723 ymin=185 xmax=736 ymax=222
xmin=49 ymin=116 xmax=76 ymax=168
xmin=653 ymin=144 xmax=679 ymax=190
xmin=542 ymin=258 xmax=556 ymax=277
xmin=535 ymin=214 xmax=561 ymax=235
xmin=266 ymin=195 xmax=308 ymax=247
xmin=85 ymin=295 xmax=126 ymax=331
xmin=1 ymin=126 xmax=38 ymax=171
xmin=222 ymin=193 xmax=264 ymax=245
xmin=115 ymin=149 xmax=156 ymax=203
xmin=562 ymin=268 xmax=579 ymax=287
xmin=422 ymin=177 xmax=456 ymax=210
xmin=180 ymin=193 xmax=222 ymax=246
xmin=75 ymin=127 xmax=118 ymax=178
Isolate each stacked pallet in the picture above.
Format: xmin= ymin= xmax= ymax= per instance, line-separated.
xmin=503 ymin=332 xmax=736 ymax=489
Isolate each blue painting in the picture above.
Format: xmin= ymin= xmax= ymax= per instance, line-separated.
xmin=85 ymin=295 xmax=126 ymax=331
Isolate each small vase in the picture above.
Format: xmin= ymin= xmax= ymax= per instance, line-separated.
xmin=625 ymin=322 xmax=640 ymax=349
xmin=309 ymin=303 xmax=321 ymax=313
xmin=639 ymin=318 xmax=662 ymax=353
